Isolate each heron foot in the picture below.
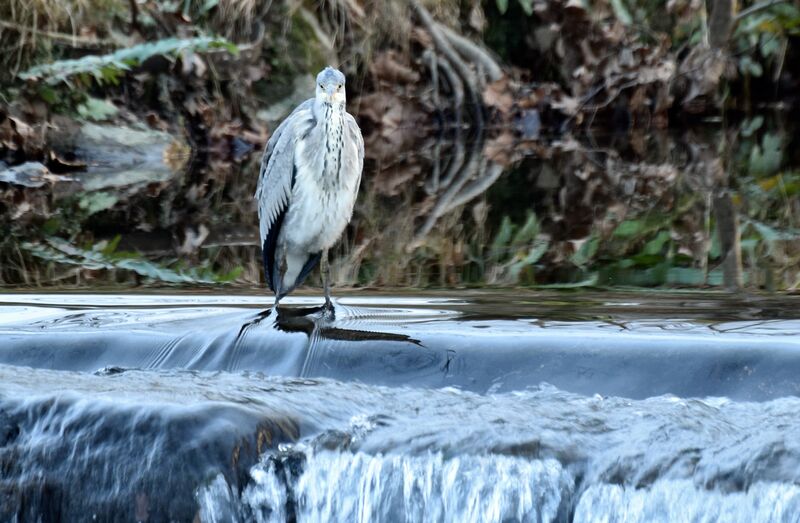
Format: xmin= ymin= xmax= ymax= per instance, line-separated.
xmin=321 ymin=297 xmax=335 ymax=320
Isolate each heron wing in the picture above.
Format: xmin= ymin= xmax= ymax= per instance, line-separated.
xmin=255 ymin=99 xmax=315 ymax=291
xmin=343 ymin=112 xmax=364 ymax=194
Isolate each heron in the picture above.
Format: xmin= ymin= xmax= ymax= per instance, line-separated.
xmin=255 ymin=66 xmax=364 ymax=311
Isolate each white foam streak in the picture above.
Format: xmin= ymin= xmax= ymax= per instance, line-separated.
xmin=574 ymin=480 xmax=800 ymax=523
xmin=197 ymin=452 xmax=800 ymax=522
xmin=226 ymin=451 xmax=571 ymax=523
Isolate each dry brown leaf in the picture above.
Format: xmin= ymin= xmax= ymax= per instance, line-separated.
xmin=372 ymin=163 xmax=421 ymax=196
xmin=0 ymin=119 xmax=16 ymax=150
xmin=637 ymin=61 xmax=676 ymax=84
xmin=483 ymin=132 xmax=516 ymax=166
xmin=11 ymin=200 xmax=32 ymax=220
xmin=369 ymin=51 xmax=420 ymax=85
xmin=356 ymin=92 xmax=425 ymax=140
xmin=410 ymin=27 xmax=433 ymax=47
xmin=9 ymin=117 xmax=35 ymax=141
xmin=482 ymin=77 xmax=514 ymax=114
xmin=468 ymin=3 xmax=486 ymax=32
xmin=551 ymin=95 xmax=580 ymax=116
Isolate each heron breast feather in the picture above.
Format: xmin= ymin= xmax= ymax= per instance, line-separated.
xmin=283 ymin=163 xmax=357 ymax=251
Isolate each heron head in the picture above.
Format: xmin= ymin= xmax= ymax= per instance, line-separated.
xmin=315 ymin=66 xmax=346 ymax=106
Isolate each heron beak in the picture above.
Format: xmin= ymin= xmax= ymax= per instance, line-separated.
xmin=325 ymin=85 xmax=335 ymax=102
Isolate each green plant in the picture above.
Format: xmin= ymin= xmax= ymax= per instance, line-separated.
xmin=19 ymin=36 xmax=238 ymax=85
xmin=76 ymin=97 xmax=119 ymax=121
xmin=733 ymin=1 xmax=800 ymax=79
xmin=484 ymin=212 xmax=549 ymax=284
xmin=21 ymin=236 xmax=243 ymax=284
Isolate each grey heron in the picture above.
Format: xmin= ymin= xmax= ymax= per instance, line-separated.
xmin=255 ymin=66 xmax=364 ymax=310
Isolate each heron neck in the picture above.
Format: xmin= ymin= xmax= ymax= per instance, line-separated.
xmin=314 ymin=101 xmax=345 ymax=185
xmin=313 ymin=100 xmax=345 ymax=123
xmin=316 ymin=101 xmax=345 ymax=152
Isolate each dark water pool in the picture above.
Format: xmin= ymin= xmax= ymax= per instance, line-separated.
xmin=1 ymin=291 xmax=800 ymax=521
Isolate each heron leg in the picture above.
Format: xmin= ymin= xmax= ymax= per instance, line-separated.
xmin=322 ymin=249 xmax=332 ymax=310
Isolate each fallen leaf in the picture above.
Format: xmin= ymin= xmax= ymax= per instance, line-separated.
xmin=483 ymin=132 xmax=516 ymax=166
xmin=482 ymin=77 xmax=514 ymax=114
xmin=372 ymin=163 xmax=421 ymax=196
xmin=551 ymin=94 xmax=581 ymax=116
xmin=369 ymin=51 xmax=420 ymax=85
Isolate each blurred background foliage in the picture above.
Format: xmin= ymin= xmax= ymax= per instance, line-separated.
xmin=1 ymin=0 xmax=800 ymax=290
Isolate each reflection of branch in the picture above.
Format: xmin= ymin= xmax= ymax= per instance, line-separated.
xmin=448 ymin=162 xmax=504 ymax=209
xmin=415 ymin=141 xmax=481 ymax=239
xmin=437 ymin=24 xmax=502 ymax=83
xmin=439 ymin=136 xmax=465 ymax=189
xmin=128 ymin=0 xmax=140 ymax=32
xmin=425 ymin=133 xmax=442 ymax=195
xmin=412 ymin=136 xmax=503 ymax=245
xmin=422 ymin=49 xmax=442 ymax=122
xmin=433 ymin=51 xmax=464 ymax=127
xmin=708 ymin=0 xmax=735 ymax=50
xmin=411 ymin=0 xmax=499 ymax=129
xmin=411 ymin=0 xmax=478 ymax=94
xmin=713 ymin=193 xmax=743 ymax=290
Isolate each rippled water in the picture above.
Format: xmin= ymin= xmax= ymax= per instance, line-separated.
xmin=2 ymin=292 xmax=800 ymax=521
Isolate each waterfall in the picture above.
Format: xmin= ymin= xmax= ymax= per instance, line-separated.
xmin=200 ymin=451 xmax=572 ymax=523
xmin=199 ymin=449 xmax=800 ymax=523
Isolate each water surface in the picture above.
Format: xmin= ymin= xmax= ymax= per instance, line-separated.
xmin=7 ymin=118 xmax=800 ymax=291
xmin=1 ymin=291 xmax=800 ymax=521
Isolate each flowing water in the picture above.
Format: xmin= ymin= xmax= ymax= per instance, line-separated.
xmin=2 ymin=291 xmax=800 ymax=522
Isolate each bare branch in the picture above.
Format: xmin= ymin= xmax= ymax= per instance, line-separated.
xmin=0 ymin=20 xmax=116 ymax=47
xmin=438 ymin=24 xmax=503 ymax=82
xmin=735 ymin=0 xmax=788 ymax=22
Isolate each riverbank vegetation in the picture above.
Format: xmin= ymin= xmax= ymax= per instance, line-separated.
xmin=1 ymin=0 xmax=799 ymax=290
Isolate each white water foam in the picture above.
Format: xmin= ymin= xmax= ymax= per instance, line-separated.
xmin=199 ymin=451 xmax=573 ymax=522
xmin=574 ymin=479 xmax=800 ymax=523
xmin=198 ymin=451 xmax=800 ymax=522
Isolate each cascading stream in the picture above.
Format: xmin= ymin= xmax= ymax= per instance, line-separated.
xmin=3 ymin=363 xmax=798 ymax=521
xmin=201 ymin=452 xmax=573 ymax=523
xmin=3 ymin=293 xmax=800 ymax=521
xmin=199 ymin=449 xmax=800 ymax=523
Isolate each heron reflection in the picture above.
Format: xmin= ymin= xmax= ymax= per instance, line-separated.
xmin=236 ymin=304 xmax=420 ymax=346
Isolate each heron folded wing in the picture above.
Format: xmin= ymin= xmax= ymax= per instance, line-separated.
xmin=255 ymin=99 xmax=315 ymax=291
xmin=261 ymin=162 xmax=297 ymax=292
xmin=255 ymin=99 xmax=314 ymax=240
xmin=346 ymin=113 xmax=364 ymax=167
xmin=344 ymin=113 xmax=364 ymax=186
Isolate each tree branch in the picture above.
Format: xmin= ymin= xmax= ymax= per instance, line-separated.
xmin=735 ymin=0 xmax=788 ymax=22
xmin=0 ymin=20 xmax=116 ymax=47
xmin=438 ymin=24 xmax=503 ymax=83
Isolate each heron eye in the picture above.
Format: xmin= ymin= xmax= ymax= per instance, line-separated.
xmin=337 ymin=84 xmax=343 ymax=90
xmin=319 ymin=83 xmax=324 ymax=88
